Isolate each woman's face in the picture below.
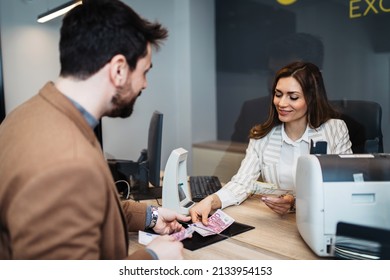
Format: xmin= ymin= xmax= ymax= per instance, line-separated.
xmin=273 ymin=76 xmax=307 ymax=125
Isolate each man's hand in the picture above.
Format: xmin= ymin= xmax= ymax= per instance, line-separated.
xmin=146 ymin=235 xmax=185 ymax=259
xmin=152 ymin=207 xmax=191 ymax=235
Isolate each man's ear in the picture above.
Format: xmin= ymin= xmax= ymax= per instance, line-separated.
xmin=110 ymin=54 xmax=128 ymax=87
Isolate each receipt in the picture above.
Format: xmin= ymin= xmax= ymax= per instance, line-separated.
xmin=138 ymin=230 xmax=158 ymax=245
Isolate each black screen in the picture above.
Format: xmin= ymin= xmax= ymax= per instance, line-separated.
xmin=147 ymin=110 xmax=163 ymax=188
xmin=0 ymin=31 xmax=5 ymax=123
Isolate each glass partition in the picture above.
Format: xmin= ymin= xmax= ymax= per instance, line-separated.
xmin=215 ymin=0 xmax=389 ymax=151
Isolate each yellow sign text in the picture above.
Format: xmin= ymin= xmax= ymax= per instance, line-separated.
xmin=350 ymin=0 xmax=390 ymax=18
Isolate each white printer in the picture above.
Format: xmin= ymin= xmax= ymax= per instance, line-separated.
xmin=295 ymin=154 xmax=390 ymax=257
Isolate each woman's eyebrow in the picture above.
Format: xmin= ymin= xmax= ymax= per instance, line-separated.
xmin=275 ymin=89 xmax=301 ymax=95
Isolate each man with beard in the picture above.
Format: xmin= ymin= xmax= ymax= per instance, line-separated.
xmin=0 ymin=0 xmax=190 ymax=260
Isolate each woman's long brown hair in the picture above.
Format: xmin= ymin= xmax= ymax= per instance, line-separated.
xmin=249 ymin=61 xmax=339 ymax=139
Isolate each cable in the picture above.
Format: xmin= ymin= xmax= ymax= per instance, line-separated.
xmin=115 ymin=180 xmax=130 ymax=200
xmin=155 ymin=198 xmax=162 ymax=206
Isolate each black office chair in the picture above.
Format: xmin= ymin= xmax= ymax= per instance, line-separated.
xmin=330 ymin=100 xmax=383 ymax=153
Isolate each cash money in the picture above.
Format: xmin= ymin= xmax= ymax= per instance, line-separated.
xmin=170 ymin=226 xmax=195 ymax=241
xmin=193 ymin=209 xmax=234 ymax=237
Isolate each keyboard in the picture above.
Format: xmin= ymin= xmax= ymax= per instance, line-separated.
xmin=189 ymin=176 xmax=222 ymax=202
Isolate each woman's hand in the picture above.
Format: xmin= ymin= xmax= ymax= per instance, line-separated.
xmin=261 ymin=194 xmax=295 ymax=215
xmin=189 ymin=194 xmax=222 ymax=225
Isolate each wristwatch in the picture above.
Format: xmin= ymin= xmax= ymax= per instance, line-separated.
xmin=148 ymin=206 xmax=159 ymax=229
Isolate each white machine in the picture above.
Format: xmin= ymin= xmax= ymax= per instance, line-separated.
xmin=162 ymin=148 xmax=195 ymax=215
xmin=295 ymin=154 xmax=390 ymax=257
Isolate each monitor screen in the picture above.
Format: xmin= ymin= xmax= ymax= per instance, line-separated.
xmin=147 ymin=111 xmax=163 ymax=189
xmin=107 ymin=110 xmax=163 ymax=200
xmin=0 ymin=34 xmax=5 ymax=124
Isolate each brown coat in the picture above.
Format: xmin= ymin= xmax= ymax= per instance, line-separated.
xmin=0 ymin=82 xmax=152 ymax=259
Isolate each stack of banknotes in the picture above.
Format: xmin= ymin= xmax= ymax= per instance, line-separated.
xmin=138 ymin=209 xmax=235 ymax=244
xmin=191 ymin=209 xmax=234 ymax=237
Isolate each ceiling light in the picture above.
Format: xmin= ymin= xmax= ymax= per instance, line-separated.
xmin=37 ymin=0 xmax=82 ymax=23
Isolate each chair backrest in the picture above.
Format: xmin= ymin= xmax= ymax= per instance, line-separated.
xmin=330 ymin=100 xmax=383 ymax=153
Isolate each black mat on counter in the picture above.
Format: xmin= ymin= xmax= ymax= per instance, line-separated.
xmin=182 ymin=221 xmax=254 ymax=251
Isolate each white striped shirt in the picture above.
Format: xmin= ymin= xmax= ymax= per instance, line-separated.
xmin=217 ymin=119 xmax=353 ymax=209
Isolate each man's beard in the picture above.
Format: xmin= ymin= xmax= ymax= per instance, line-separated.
xmin=108 ymin=90 xmax=138 ymax=118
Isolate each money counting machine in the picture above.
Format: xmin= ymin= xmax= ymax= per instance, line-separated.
xmin=295 ymin=154 xmax=390 ymax=258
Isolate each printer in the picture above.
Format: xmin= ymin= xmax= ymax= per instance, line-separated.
xmin=295 ymin=154 xmax=390 ymax=257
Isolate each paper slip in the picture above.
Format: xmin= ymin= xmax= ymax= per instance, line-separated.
xmin=138 ymin=227 xmax=195 ymax=245
xmin=193 ymin=209 xmax=234 ymax=237
xmin=138 ymin=230 xmax=158 ymax=245
xmin=250 ymin=181 xmax=292 ymax=197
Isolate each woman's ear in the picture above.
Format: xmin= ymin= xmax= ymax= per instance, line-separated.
xmin=109 ymin=54 xmax=128 ymax=87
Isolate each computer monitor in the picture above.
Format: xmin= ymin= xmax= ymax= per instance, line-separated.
xmin=0 ymin=36 xmax=5 ymax=124
xmin=147 ymin=111 xmax=163 ymax=190
xmin=108 ymin=110 xmax=163 ymax=200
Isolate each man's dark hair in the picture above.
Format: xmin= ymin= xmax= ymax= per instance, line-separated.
xmin=59 ymin=0 xmax=168 ymax=79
